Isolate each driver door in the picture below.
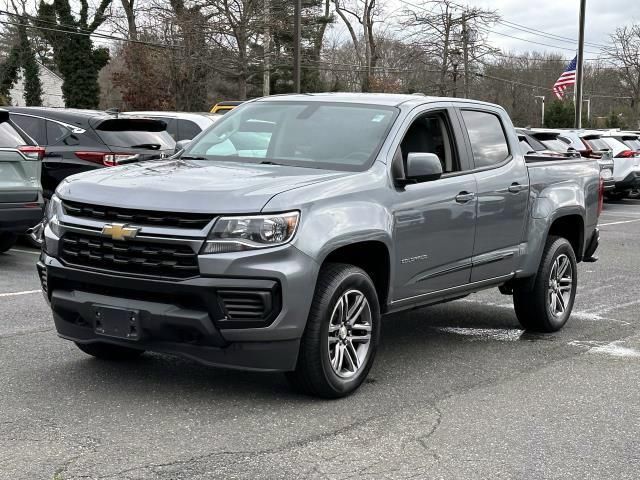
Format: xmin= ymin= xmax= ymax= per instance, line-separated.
xmin=390 ymin=106 xmax=478 ymax=302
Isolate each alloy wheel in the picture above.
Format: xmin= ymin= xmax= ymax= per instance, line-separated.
xmin=548 ymin=253 xmax=573 ymax=317
xmin=327 ymin=289 xmax=373 ymax=378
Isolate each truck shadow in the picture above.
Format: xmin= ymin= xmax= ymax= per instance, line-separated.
xmin=42 ymin=299 xmax=574 ymax=405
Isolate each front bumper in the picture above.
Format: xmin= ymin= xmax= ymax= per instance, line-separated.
xmin=39 ymin=243 xmax=319 ymax=372
xmin=0 ymin=202 xmax=43 ymax=232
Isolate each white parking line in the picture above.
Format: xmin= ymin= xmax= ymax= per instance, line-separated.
xmin=0 ymin=290 xmax=40 ymax=298
xmin=599 ymin=218 xmax=640 ymax=227
xmin=9 ymin=248 xmax=40 ymax=255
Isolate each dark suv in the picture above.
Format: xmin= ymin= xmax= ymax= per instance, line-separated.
xmin=6 ymin=108 xmax=176 ymax=199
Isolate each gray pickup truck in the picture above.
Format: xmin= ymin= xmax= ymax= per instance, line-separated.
xmin=39 ymin=94 xmax=601 ymax=397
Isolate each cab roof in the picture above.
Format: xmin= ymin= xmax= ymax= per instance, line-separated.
xmin=253 ymin=92 xmax=502 ymax=110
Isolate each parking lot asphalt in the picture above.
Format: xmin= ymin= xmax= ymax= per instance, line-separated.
xmin=1 ymin=200 xmax=640 ymax=480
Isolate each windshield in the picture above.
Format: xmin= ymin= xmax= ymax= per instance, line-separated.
xmin=94 ymin=118 xmax=175 ymax=151
xmin=184 ymin=101 xmax=399 ymax=171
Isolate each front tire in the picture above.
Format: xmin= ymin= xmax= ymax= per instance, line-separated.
xmin=513 ymin=236 xmax=578 ymax=332
xmin=286 ymin=263 xmax=381 ymax=398
xmin=75 ymin=342 xmax=145 ymax=361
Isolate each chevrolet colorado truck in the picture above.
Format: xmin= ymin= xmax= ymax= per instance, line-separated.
xmin=39 ymin=94 xmax=601 ymax=398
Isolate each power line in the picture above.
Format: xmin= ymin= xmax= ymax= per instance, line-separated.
xmin=0 ymin=16 xmax=178 ymax=49
xmin=496 ymin=19 xmax=609 ymax=50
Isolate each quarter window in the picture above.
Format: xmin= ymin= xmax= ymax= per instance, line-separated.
xmin=461 ymin=110 xmax=510 ymax=168
xmin=177 ymin=120 xmax=202 ymax=141
xmin=11 ymin=114 xmax=46 ymax=144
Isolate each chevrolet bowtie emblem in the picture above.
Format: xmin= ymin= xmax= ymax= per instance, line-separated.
xmin=101 ymin=223 xmax=140 ymax=241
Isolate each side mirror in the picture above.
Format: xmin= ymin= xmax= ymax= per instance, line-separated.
xmin=398 ymin=152 xmax=443 ymax=186
xmin=175 ymin=139 xmax=192 ymax=153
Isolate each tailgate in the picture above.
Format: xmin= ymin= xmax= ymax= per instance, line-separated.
xmin=0 ymin=149 xmax=41 ymax=202
xmin=91 ymin=117 xmax=175 ymax=157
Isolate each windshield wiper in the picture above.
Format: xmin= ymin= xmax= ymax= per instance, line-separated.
xmin=180 ymin=155 xmax=208 ymax=160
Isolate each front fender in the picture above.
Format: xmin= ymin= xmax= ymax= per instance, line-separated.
xmin=292 ymin=200 xmax=394 ymax=263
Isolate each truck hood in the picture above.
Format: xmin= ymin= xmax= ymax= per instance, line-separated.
xmin=57 ymin=159 xmax=350 ymax=213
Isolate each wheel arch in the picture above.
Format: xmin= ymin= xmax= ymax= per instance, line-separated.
xmin=319 ymin=240 xmax=392 ymax=313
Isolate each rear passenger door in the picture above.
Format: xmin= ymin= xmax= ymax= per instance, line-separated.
xmin=458 ymin=108 xmax=529 ymax=282
xmin=391 ymin=105 xmax=478 ymax=301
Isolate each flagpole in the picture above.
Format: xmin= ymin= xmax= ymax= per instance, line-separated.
xmin=575 ymin=0 xmax=587 ymax=128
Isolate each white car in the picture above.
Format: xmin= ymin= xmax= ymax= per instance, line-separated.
xmin=123 ymin=111 xmax=222 ymax=142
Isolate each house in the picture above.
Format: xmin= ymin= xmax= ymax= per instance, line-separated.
xmin=10 ymin=62 xmax=65 ymax=108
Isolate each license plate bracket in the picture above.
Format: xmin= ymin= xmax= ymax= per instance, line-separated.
xmin=93 ymin=305 xmax=141 ymax=341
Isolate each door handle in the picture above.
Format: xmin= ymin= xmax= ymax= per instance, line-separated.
xmin=455 ymin=191 xmax=475 ymax=203
xmin=508 ymin=183 xmax=527 ymax=193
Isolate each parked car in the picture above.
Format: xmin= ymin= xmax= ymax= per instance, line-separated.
xmin=554 ymin=130 xmax=618 ymax=194
xmin=0 ymin=109 xmax=44 ymax=253
xmin=602 ymin=131 xmax=640 ymax=153
xmin=601 ymin=132 xmax=640 ymax=198
xmin=123 ymin=112 xmax=222 ymax=142
xmin=39 ymin=94 xmax=601 ymax=398
xmin=516 ymin=128 xmax=580 ymax=158
xmin=210 ymin=101 xmax=243 ymax=115
xmin=579 ymin=132 xmax=640 ymax=200
xmin=5 ymin=107 xmax=176 ymax=245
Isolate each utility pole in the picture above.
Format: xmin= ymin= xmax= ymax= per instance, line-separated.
xmin=462 ymin=14 xmax=470 ymax=98
xmin=293 ymin=0 xmax=302 ymax=93
xmin=535 ymin=95 xmax=545 ymax=127
xmin=575 ymin=0 xmax=587 ymax=128
xmin=263 ymin=0 xmax=271 ymax=96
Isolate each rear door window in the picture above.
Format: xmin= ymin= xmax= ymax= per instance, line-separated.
xmin=461 ymin=110 xmax=510 ymax=168
xmin=11 ymin=114 xmax=46 ymax=144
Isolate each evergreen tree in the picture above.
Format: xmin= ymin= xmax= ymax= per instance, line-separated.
xmin=18 ymin=23 xmax=43 ymax=106
xmin=0 ymin=20 xmax=43 ymax=106
xmin=36 ymin=0 xmax=111 ymax=108
xmin=545 ymin=100 xmax=575 ymax=128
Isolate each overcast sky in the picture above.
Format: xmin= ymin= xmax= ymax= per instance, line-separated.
xmin=373 ymin=0 xmax=640 ymax=61
xmin=465 ymin=0 xmax=640 ymax=57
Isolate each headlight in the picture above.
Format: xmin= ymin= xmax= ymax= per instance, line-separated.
xmin=44 ymin=194 xmax=62 ymax=237
xmin=201 ymin=211 xmax=299 ymax=254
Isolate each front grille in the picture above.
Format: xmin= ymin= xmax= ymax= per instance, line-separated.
xmin=62 ymin=200 xmax=213 ymax=229
xmin=60 ymin=232 xmax=199 ymax=279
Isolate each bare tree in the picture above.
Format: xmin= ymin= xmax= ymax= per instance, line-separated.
xmin=401 ymin=0 xmax=498 ymax=96
xmin=332 ymin=0 xmax=382 ymax=92
xmin=608 ymin=25 xmax=640 ymax=118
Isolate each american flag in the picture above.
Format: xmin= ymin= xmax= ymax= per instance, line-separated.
xmin=552 ymin=56 xmax=577 ymax=100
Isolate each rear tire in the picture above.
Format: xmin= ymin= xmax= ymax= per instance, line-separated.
xmin=513 ymin=236 xmax=577 ymax=332
xmin=0 ymin=232 xmax=17 ymax=253
xmin=75 ymin=342 xmax=145 ymax=361
xmin=286 ymin=263 xmax=381 ymax=398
